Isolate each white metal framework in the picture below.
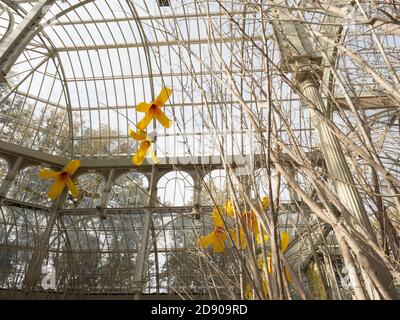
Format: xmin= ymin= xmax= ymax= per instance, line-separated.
xmin=0 ymin=0 xmax=399 ymax=299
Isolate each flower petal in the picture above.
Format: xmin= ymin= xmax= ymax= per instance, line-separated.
xmin=261 ymin=196 xmax=269 ymax=209
xmin=65 ymin=177 xmax=79 ymax=199
xmin=230 ymin=229 xmax=237 ymax=242
xmin=224 ymin=200 xmax=234 ymax=216
xmin=137 ymin=109 xmax=154 ymax=131
xmin=231 ymin=227 xmax=247 ymax=250
xmin=63 ymin=160 xmax=81 ymax=175
xmin=258 ymin=256 xmax=264 ymax=270
xmin=47 ymin=176 xmax=66 ymax=199
xmin=284 ymin=267 xmax=292 ymax=283
xmin=244 ymin=284 xmax=253 ymax=300
xmin=136 ymin=102 xmax=152 ymax=113
xmin=251 ymin=218 xmax=259 ymax=234
xmin=213 ymin=233 xmax=227 ymax=253
xmin=262 ymin=280 xmax=269 ymax=298
xmin=128 ymin=128 xmax=146 ymax=141
xmin=212 ymin=208 xmax=224 ymax=227
xmin=267 ymin=256 xmax=272 ymax=273
xmin=153 ymin=87 xmax=172 ymax=107
xmin=198 ymin=233 xmax=214 ymax=249
xmin=154 ymin=108 xmax=172 ymax=128
xmin=131 ymin=141 xmax=150 ymax=166
xmin=256 ymin=232 xmax=269 ymax=245
xmin=39 ymin=169 xmax=57 ymax=180
xmin=280 ymin=232 xmax=290 ymax=253
xmin=148 ymin=144 xmax=160 ymax=164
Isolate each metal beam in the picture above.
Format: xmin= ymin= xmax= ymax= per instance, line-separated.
xmin=335 ymin=95 xmax=398 ymax=110
xmin=51 ymin=9 xmax=259 ymax=26
xmin=0 ymin=0 xmax=56 ymax=76
xmin=0 ymin=155 xmax=22 ymax=196
xmin=0 ymin=195 xmax=316 ymax=217
xmin=51 ymin=36 xmax=265 ymax=52
xmin=0 ymin=140 xmax=323 ymax=172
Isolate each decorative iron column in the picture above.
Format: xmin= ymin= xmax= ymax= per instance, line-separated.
xmin=269 ymin=0 xmax=398 ymax=299
xmin=0 ymin=156 xmax=22 ymax=197
xmin=22 ymin=189 xmax=67 ymax=295
xmin=133 ymin=166 xmax=158 ymax=299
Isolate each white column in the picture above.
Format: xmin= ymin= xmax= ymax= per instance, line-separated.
xmin=133 ymin=167 xmax=158 ymax=299
xmin=270 ymin=0 xmax=397 ymax=299
xmin=300 ymin=79 xmax=375 ymax=235
xmin=22 ymin=190 xmax=67 ymax=294
xmin=298 ymin=78 xmax=397 ymax=299
xmin=0 ymin=156 xmax=22 ymax=197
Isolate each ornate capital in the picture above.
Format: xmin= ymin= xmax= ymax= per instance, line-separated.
xmin=285 ymin=55 xmax=323 ymax=89
xmin=269 ymin=1 xmax=323 ymax=89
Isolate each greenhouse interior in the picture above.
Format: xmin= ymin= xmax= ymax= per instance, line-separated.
xmin=0 ymin=0 xmax=399 ymax=300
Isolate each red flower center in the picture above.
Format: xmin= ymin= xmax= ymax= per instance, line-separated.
xmin=150 ymin=104 xmax=158 ymax=111
xmin=60 ymin=171 xmax=68 ymax=179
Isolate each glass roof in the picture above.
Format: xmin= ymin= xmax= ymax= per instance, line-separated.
xmin=0 ymin=0 xmax=399 ymax=300
xmin=0 ymin=0 xmax=283 ymax=160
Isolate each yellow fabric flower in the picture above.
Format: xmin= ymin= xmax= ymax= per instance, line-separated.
xmin=258 ymin=255 xmax=272 ymax=274
xmin=223 ymin=200 xmax=234 ymax=217
xmin=257 ymin=197 xmax=270 ymax=243
xmin=129 ymin=128 xmax=159 ymax=166
xmin=241 ymin=232 xmax=291 ymax=300
xmin=261 ymin=196 xmax=269 ymax=209
xmin=280 ymin=232 xmax=292 ymax=282
xmin=198 ymin=210 xmax=228 ymax=253
xmin=136 ymin=87 xmax=173 ymax=131
xmin=261 ymin=279 xmax=269 ymax=298
xmin=233 ymin=209 xmax=269 ymax=246
xmin=231 ymin=212 xmax=268 ymax=249
xmin=245 ymin=281 xmax=269 ymax=300
xmin=231 ymin=225 xmax=248 ymax=250
xmin=39 ymin=160 xmax=80 ymax=200
xmin=244 ymin=283 xmax=253 ymax=300
xmin=242 ymin=210 xmax=259 ymax=234
xmin=258 ymin=232 xmax=292 ymax=283
xmin=280 ymin=231 xmax=290 ymax=253
xmin=256 ymin=232 xmax=269 ymax=245
xmin=243 ymin=210 xmax=266 ymax=244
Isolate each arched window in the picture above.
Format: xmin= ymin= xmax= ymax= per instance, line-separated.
xmin=201 ymin=170 xmax=227 ymax=206
xmin=54 ymin=213 xmax=143 ymax=292
xmin=253 ymin=167 xmax=297 ymax=204
xmin=253 ymin=168 xmax=269 ymax=199
xmin=202 ymin=169 xmax=247 ymax=205
xmin=0 ymin=206 xmax=49 ymax=289
xmin=108 ymin=172 xmax=149 ymax=208
xmin=157 ymin=171 xmax=194 ymax=207
xmin=7 ymin=166 xmax=53 ymax=206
